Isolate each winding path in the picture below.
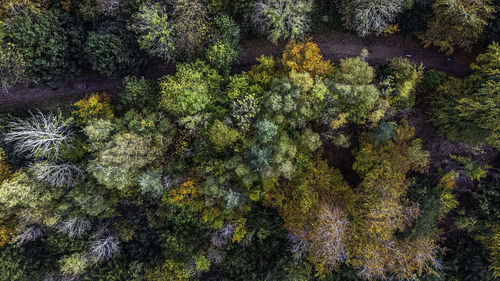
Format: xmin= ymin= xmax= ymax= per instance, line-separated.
xmin=0 ymin=32 xmax=481 ymax=111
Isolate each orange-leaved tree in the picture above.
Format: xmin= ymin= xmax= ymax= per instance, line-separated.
xmin=282 ymin=39 xmax=334 ymax=78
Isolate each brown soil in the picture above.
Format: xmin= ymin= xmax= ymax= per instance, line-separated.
xmin=0 ymin=32 xmax=482 ymax=111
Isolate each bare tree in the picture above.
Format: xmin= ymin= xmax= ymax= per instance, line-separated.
xmin=55 ymin=218 xmax=91 ymax=238
xmin=252 ymin=0 xmax=314 ymax=43
xmin=88 ymin=236 xmax=120 ymax=263
xmin=15 ymin=225 xmax=44 ymax=244
xmin=343 ymin=0 xmax=407 ymax=37
xmin=307 ymin=206 xmax=349 ymax=271
xmin=30 ymin=162 xmax=85 ymax=188
xmin=97 ymin=0 xmax=122 ymax=17
xmin=5 ymin=110 xmax=74 ymax=159
xmin=211 ymin=223 xmax=235 ymax=248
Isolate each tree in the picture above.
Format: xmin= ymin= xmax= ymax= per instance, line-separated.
xmin=85 ymin=21 xmax=144 ymax=77
xmin=1 ymin=10 xmax=81 ymax=84
xmin=205 ymin=15 xmax=241 ymax=76
xmin=83 ymin=119 xmax=117 ymax=151
xmin=121 ymin=76 xmax=159 ymax=109
xmin=429 ymin=42 xmax=500 ymax=148
xmin=248 ymin=55 xmax=277 ymax=89
xmin=264 ymin=74 xmax=327 ymax=127
xmin=29 ymin=161 xmax=85 ymax=188
xmin=55 ymin=218 xmax=91 ymax=238
xmin=0 ymin=149 xmax=11 ymax=185
xmin=420 ymin=0 xmax=496 ymax=54
xmin=145 ymin=259 xmax=191 ymax=281
xmin=251 ymin=0 xmax=314 ymax=43
xmin=88 ymin=236 xmax=120 ymax=263
xmin=282 ymin=40 xmax=334 ymax=78
xmin=347 ymin=120 xmax=439 ymax=280
xmin=159 ymin=60 xmax=222 ymax=116
xmin=89 ymin=132 xmax=158 ymax=192
xmin=0 ymin=42 xmax=27 ymax=93
xmin=254 ymin=119 xmax=278 ymax=144
xmin=170 ymin=0 xmax=209 ymax=58
xmin=138 ymin=169 xmax=165 ymax=199
xmin=208 ymin=120 xmax=241 ymax=151
xmin=59 ymin=253 xmax=89 ymax=277
xmin=0 ymin=171 xmax=59 ymax=220
xmin=5 ymin=111 xmax=74 ymax=159
xmin=205 ymin=41 xmax=240 ymax=77
xmin=381 ymin=57 xmax=424 ymax=109
xmin=73 ymin=93 xmax=114 ymax=126
xmin=327 ymin=51 xmax=385 ymax=125
xmin=129 ymin=2 xmax=175 ymax=61
xmin=121 ymin=109 xmax=175 ymax=150
xmin=341 ymin=0 xmax=411 ymax=37
xmin=0 ymin=0 xmax=49 ymax=20
xmin=307 ymin=205 xmax=349 ymax=275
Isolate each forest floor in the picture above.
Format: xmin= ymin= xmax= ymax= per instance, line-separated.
xmin=0 ymin=31 xmax=482 ymax=111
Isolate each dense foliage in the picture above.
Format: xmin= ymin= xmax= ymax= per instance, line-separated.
xmin=0 ymin=0 xmax=499 ymax=280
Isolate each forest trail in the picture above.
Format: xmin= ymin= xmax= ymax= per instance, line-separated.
xmin=0 ymin=31 xmax=481 ymax=111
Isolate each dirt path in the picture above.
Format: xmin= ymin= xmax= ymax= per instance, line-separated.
xmin=0 ymin=32 xmax=481 ymax=111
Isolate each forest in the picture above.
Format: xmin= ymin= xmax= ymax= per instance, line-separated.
xmin=0 ymin=0 xmax=499 ymax=280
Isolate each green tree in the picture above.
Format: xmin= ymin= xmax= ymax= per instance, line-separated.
xmin=429 ymin=42 xmax=500 ymax=148
xmin=129 ymin=2 xmax=175 ymax=61
xmin=255 ymin=119 xmax=278 ymax=144
xmin=382 ymin=57 xmax=424 ymax=109
xmin=0 ymin=171 xmax=60 ymax=220
xmin=85 ymin=21 xmax=144 ymax=77
xmin=251 ymin=0 xmax=314 ymax=43
xmin=121 ymin=76 xmax=159 ymax=109
xmin=159 ymin=60 xmax=222 ymax=116
xmin=88 ymin=132 xmax=158 ymax=192
xmin=208 ymin=120 xmax=241 ymax=151
xmin=1 ymin=10 xmax=81 ymax=84
xmin=420 ymin=0 xmax=496 ymax=54
xmin=205 ymin=15 xmax=241 ymax=76
xmin=327 ymin=51 xmax=385 ymax=125
xmin=0 ymin=42 xmax=27 ymax=93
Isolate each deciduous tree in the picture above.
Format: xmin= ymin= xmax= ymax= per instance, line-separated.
xmin=420 ymin=0 xmax=496 ymax=54
xmin=159 ymin=60 xmax=222 ymax=116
